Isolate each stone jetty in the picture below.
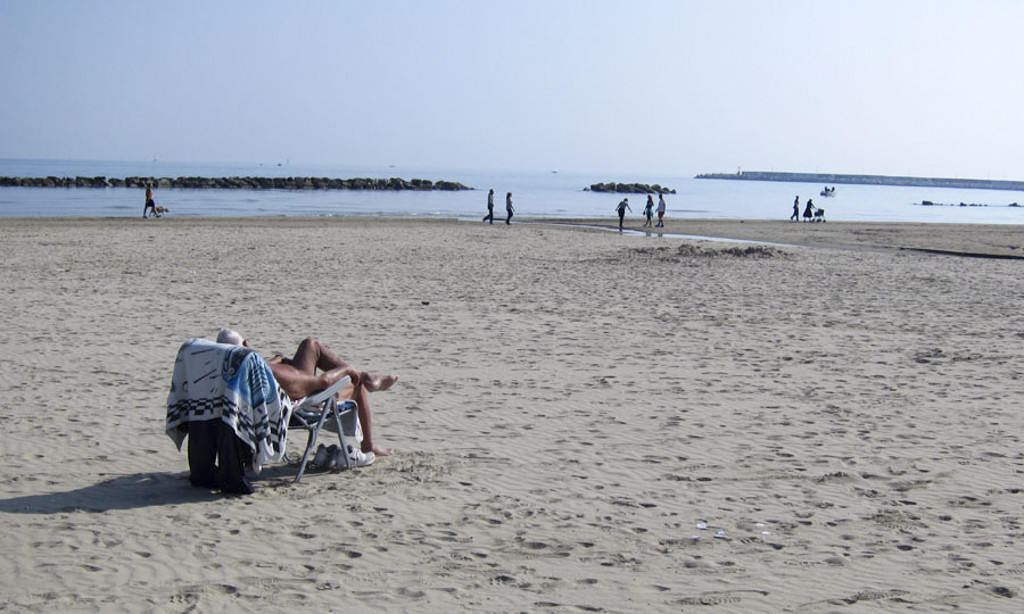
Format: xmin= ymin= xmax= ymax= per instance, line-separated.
xmin=696 ymin=170 xmax=1024 ymax=192
xmin=586 ymin=182 xmax=675 ymax=194
xmin=0 ymin=175 xmax=474 ymax=191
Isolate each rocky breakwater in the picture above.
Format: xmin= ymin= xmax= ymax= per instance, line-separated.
xmin=586 ymin=182 xmax=675 ymax=194
xmin=919 ymin=200 xmax=1021 ymax=208
xmin=0 ymin=175 xmax=474 ymax=191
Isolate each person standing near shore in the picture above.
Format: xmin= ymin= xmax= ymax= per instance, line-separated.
xmin=143 ymin=183 xmax=156 ymax=218
xmin=615 ymin=198 xmax=632 ymax=230
xmin=655 ymin=193 xmax=666 ymax=228
xmin=791 ymin=196 xmax=800 ymax=221
xmin=643 ymin=195 xmax=654 ymax=228
xmin=505 ymin=192 xmax=514 ymax=225
xmin=483 ymin=189 xmax=495 ymax=224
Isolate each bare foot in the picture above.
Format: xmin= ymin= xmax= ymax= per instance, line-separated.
xmin=362 ymin=373 xmax=398 ymax=393
xmin=364 ymin=443 xmax=394 ymax=456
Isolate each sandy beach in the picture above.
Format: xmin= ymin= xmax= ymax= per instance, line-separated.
xmin=2 ymin=215 xmax=1024 ymax=612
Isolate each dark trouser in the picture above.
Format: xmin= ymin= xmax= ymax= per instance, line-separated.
xmin=483 ymin=206 xmax=493 ymax=223
xmin=187 ymin=420 xmax=254 ymax=494
xmin=506 ymin=210 xmax=513 ymax=224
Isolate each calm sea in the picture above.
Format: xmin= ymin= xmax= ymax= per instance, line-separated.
xmin=1 ymin=158 xmax=1022 ymax=224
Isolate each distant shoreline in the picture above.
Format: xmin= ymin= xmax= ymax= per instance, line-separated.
xmin=696 ymin=170 xmax=1024 ymax=192
xmin=0 ymin=175 xmax=474 ymax=191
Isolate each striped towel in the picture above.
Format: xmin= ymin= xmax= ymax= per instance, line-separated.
xmin=166 ymin=338 xmax=291 ymax=467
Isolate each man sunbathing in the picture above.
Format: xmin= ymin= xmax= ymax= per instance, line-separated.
xmin=217 ymin=328 xmax=397 ymax=457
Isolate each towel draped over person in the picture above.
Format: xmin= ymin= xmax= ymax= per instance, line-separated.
xmin=166 ymin=338 xmax=291 ymax=467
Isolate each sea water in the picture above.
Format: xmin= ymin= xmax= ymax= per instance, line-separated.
xmin=0 ymin=158 xmax=1022 ymax=224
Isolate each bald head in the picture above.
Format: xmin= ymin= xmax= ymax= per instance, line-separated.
xmin=216 ymin=328 xmax=245 ymax=346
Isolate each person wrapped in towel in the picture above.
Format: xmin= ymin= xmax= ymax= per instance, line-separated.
xmin=166 ymin=338 xmax=290 ymax=494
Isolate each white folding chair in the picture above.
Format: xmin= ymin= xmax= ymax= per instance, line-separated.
xmin=289 ymin=376 xmax=359 ymax=482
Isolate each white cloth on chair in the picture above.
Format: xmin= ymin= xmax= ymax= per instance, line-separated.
xmin=166 ymin=338 xmax=291 ymax=467
xmin=293 ymin=399 xmax=362 ymax=443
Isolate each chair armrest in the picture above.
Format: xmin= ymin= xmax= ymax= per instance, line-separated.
xmin=293 ymin=375 xmax=352 ymax=410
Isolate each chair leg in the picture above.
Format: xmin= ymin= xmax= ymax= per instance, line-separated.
xmin=294 ymin=402 xmax=332 ymax=483
xmin=294 ymin=429 xmax=319 ymax=483
xmin=292 ymin=399 xmax=359 ymax=482
xmin=331 ymin=405 xmax=351 ymax=470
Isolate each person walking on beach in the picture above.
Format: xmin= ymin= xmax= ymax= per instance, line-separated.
xmin=615 ymin=198 xmax=632 ymax=231
xmin=643 ymin=195 xmax=655 ymax=228
xmin=505 ymin=192 xmax=515 ymax=225
xmin=483 ymin=188 xmax=495 ymax=224
xmin=803 ymin=198 xmax=815 ymax=222
xmin=143 ymin=183 xmax=156 ymax=218
xmin=791 ymin=196 xmax=800 ymax=221
xmin=655 ymin=193 xmax=667 ymax=227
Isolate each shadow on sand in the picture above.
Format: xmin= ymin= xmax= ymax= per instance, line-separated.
xmin=0 ymin=464 xmax=307 ymax=514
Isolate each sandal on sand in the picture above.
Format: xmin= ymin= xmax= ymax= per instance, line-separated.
xmin=324 ymin=444 xmax=341 ymax=469
xmin=313 ymin=443 xmax=329 ymax=468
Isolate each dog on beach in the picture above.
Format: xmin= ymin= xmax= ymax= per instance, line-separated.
xmin=152 ymin=205 xmax=169 ymax=217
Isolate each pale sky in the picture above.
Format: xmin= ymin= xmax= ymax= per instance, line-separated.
xmin=2 ymin=0 xmax=1022 ymax=178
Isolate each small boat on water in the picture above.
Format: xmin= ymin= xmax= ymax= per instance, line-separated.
xmin=820 ymin=186 xmax=836 ymax=197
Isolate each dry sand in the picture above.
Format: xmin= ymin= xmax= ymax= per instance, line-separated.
xmin=2 ymin=215 xmax=1024 ymax=612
